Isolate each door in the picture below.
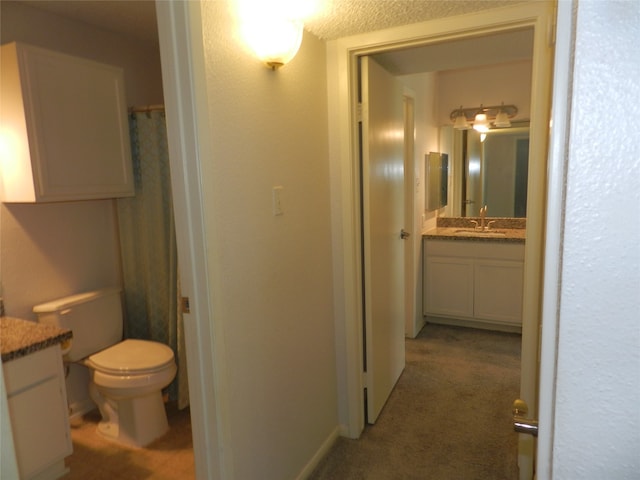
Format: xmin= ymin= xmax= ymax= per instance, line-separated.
xmin=360 ymin=56 xmax=406 ymax=423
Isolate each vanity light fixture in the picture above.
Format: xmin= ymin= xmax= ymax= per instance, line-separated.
xmin=450 ymin=103 xmax=518 ymax=130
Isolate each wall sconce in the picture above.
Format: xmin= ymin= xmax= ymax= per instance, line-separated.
xmin=242 ymin=10 xmax=304 ymax=70
xmin=450 ymin=103 xmax=518 ymax=130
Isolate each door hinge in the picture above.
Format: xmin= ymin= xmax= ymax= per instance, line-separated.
xmin=181 ymin=296 xmax=191 ymax=314
xmin=357 ymin=102 xmax=364 ymax=123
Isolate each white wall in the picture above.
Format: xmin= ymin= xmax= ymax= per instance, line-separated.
xmin=437 ymin=60 xmax=532 ymax=125
xmin=199 ymin=3 xmax=338 ymax=479
xmin=553 ymin=1 xmax=640 ymax=477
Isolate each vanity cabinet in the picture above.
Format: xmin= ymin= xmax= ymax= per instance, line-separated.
xmin=423 ymin=239 xmax=524 ymax=330
xmin=0 ymin=42 xmax=134 ymax=203
xmin=3 ymin=345 xmax=72 ymax=480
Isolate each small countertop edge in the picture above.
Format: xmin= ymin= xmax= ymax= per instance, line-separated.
xmin=1 ymin=316 xmax=72 ymax=363
xmin=422 ymin=227 xmax=526 ymax=243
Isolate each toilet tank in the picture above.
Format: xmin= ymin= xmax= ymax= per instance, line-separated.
xmin=33 ymin=287 xmax=123 ymax=362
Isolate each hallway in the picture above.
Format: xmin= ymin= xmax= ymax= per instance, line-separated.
xmin=310 ymin=324 xmax=521 ymax=479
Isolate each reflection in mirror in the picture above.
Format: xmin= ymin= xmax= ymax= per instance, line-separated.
xmin=426 ymin=152 xmax=448 ymax=211
xmin=449 ymin=123 xmax=529 ymax=217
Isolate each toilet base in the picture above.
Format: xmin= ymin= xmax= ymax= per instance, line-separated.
xmin=94 ymin=390 xmax=169 ymax=448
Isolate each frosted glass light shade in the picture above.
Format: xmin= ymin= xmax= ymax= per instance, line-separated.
xmin=473 ymin=113 xmax=489 ymax=132
xmin=242 ymin=17 xmax=304 ymax=69
xmin=453 ymin=114 xmax=470 ymax=130
xmin=494 ymin=111 xmax=511 ymax=128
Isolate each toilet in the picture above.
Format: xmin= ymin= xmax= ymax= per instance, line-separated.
xmin=33 ymin=287 xmax=177 ymax=448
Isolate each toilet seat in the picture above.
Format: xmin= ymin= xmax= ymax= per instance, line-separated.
xmin=87 ymin=339 xmax=175 ymax=375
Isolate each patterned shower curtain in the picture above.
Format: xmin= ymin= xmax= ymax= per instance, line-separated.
xmin=116 ymin=109 xmax=189 ymax=410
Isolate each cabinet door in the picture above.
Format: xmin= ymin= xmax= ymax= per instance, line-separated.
xmin=474 ymin=259 xmax=524 ymax=324
xmin=1 ymin=43 xmax=134 ymax=202
xmin=7 ymin=375 xmax=72 ymax=479
xmin=424 ymin=256 xmax=474 ymax=318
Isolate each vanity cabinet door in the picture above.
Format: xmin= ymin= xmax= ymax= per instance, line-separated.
xmin=423 ymin=238 xmax=525 ymax=329
xmin=474 ymin=259 xmax=524 ymax=325
xmin=423 ymin=256 xmax=474 ymax=318
xmin=3 ymin=345 xmax=72 ymax=480
xmin=0 ymin=42 xmax=134 ymax=202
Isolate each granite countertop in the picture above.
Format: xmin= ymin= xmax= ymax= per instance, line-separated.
xmin=423 ymin=227 xmax=526 ymax=243
xmin=422 ymin=217 xmax=526 ymax=244
xmin=1 ymin=316 xmax=72 ymax=363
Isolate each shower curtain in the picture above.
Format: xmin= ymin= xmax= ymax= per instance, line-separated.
xmin=116 ymin=109 xmax=189 ymax=410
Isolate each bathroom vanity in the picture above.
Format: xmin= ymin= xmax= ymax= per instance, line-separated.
xmin=1 ymin=317 xmax=73 ymax=480
xmin=422 ymin=220 xmax=525 ymax=332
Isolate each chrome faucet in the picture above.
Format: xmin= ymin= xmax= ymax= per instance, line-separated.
xmin=470 ymin=205 xmax=495 ymax=231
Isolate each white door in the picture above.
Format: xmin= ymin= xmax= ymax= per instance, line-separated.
xmin=360 ymin=56 xmax=406 ymax=423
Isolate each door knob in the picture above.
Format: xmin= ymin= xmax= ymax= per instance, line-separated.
xmin=400 ymin=229 xmax=410 ymax=239
xmin=512 ymin=399 xmax=539 ymax=437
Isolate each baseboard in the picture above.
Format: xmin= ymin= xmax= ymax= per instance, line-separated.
xmin=426 ymin=315 xmax=522 ymax=334
xmin=295 ymin=425 xmax=341 ymax=480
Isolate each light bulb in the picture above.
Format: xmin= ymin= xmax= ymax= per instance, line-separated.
xmin=473 ymin=113 xmax=489 ymax=133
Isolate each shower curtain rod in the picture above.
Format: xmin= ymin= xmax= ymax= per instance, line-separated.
xmin=128 ymin=104 xmax=165 ymax=113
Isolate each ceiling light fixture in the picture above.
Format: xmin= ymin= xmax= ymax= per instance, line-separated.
xmin=450 ymin=103 xmax=518 ymax=130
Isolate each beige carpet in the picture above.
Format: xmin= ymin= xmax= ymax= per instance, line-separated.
xmin=309 ymin=323 xmax=521 ymax=480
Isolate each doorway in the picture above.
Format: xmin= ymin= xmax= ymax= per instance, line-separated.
xmin=327 ymin=4 xmax=555 ymax=478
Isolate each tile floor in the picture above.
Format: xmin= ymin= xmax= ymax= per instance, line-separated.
xmin=63 ymin=404 xmax=194 ymax=479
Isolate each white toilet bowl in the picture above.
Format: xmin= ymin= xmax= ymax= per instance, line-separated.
xmin=84 ymin=339 xmax=177 ymax=447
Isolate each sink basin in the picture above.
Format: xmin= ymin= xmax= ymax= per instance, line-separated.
xmin=453 ymin=229 xmax=506 ymax=238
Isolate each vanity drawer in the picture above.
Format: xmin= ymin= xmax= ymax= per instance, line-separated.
xmin=3 ymin=345 xmax=62 ymax=395
xmin=425 ymin=239 xmax=524 ymax=261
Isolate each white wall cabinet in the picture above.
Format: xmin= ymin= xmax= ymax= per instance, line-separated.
xmin=0 ymin=42 xmax=134 ymax=203
xmin=3 ymin=345 xmax=72 ymax=480
xmin=423 ymin=239 xmax=524 ymax=330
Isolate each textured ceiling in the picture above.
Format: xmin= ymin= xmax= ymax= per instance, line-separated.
xmin=14 ymin=0 xmax=532 ymax=75
xmin=305 ymin=0 xmax=521 ymax=40
xmin=17 ymin=0 xmax=523 ymax=44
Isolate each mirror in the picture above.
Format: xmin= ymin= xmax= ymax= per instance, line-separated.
xmin=447 ymin=123 xmax=530 ymax=217
xmin=426 ymin=152 xmax=448 ymax=211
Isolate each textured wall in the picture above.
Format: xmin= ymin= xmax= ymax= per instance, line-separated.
xmin=200 ymin=3 xmax=338 ymax=479
xmin=554 ymin=1 xmax=640 ymax=477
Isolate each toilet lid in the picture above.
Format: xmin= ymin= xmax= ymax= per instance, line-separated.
xmin=88 ymin=339 xmax=175 ymax=374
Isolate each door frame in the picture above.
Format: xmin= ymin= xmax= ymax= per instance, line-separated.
xmin=155 ymin=2 xmax=231 ymax=479
xmin=326 ymin=1 xmax=555 ymax=460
